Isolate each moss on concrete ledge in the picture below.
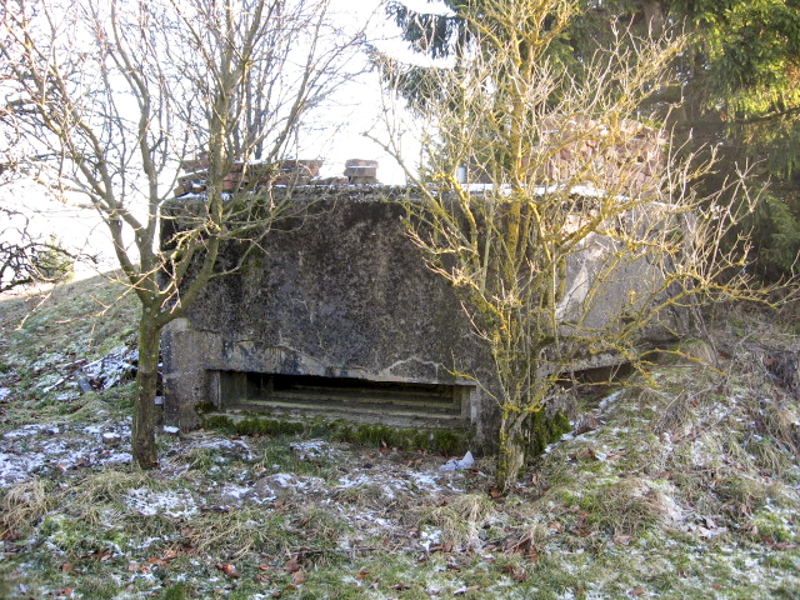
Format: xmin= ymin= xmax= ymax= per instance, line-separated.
xmin=200 ymin=412 xmax=473 ymax=456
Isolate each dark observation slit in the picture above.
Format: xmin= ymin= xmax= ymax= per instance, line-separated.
xmin=214 ymin=370 xmax=470 ymax=427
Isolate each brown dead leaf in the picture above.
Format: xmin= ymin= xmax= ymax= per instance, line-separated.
xmin=613 ymin=535 xmax=634 ymax=545
xmin=216 ymin=563 xmax=240 ymax=579
xmin=774 ymin=541 xmax=798 ymax=550
xmin=630 ymin=586 xmax=645 ymax=596
xmin=488 ymin=486 xmax=504 ymax=500
xmin=291 ymin=570 xmax=307 ymax=585
xmin=283 ymin=558 xmax=302 ymax=573
xmin=60 ymin=562 xmax=76 ymax=574
xmin=391 ymin=582 xmax=411 ymax=591
xmin=355 ymin=569 xmax=370 ymax=581
xmin=91 ymin=547 xmax=113 ymax=562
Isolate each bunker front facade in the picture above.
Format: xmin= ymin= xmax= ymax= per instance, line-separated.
xmin=160 ymin=188 xmax=682 ymax=445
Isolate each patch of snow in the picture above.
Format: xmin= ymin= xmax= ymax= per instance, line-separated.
xmin=0 ymin=388 xmax=10 ymax=402
xmin=409 ymin=471 xmax=444 ymax=491
xmin=3 ymin=423 xmax=59 ymax=439
xmin=420 ymin=526 xmax=442 ymax=553
xmin=337 ymin=473 xmax=372 ymax=489
xmin=192 ymin=436 xmax=256 ymax=461
xmin=0 ymin=451 xmax=45 ymax=485
xmin=102 ymin=452 xmax=132 ymax=465
xmin=125 ymin=488 xmax=198 ymax=519
xmin=218 ymin=484 xmax=252 ymax=504
xmin=291 ymin=440 xmax=329 ymax=459
xmin=270 ymin=473 xmax=295 ymax=488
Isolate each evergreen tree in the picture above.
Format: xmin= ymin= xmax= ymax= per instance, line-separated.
xmin=383 ymin=0 xmax=800 ymax=278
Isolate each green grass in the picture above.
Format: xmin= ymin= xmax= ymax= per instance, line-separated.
xmin=2 ymin=276 xmax=800 ymax=599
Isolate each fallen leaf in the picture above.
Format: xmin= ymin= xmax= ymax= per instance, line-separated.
xmin=61 ymin=562 xmax=76 ymax=574
xmin=91 ymin=547 xmax=113 ymax=562
xmin=216 ymin=563 xmax=240 ymax=579
xmin=512 ymin=569 xmax=528 ymax=583
xmin=283 ymin=558 xmax=302 ymax=573
xmin=630 ymin=586 xmax=645 ymax=596
xmin=774 ymin=542 xmax=798 ymax=550
xmin=488 ymin=486 xmax=504 ymax=500
xmin=355 ymin=569 xmax=370 ymax=581
xmin=613 ymin=535 xmax=634 ymax=545
xmin=291 ymin=570 xmax=307 ymax=585
xmin=391 ymin=582 xmax=411 ymax=590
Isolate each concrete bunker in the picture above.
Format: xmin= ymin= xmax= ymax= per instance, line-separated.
xmin=160 ymin=184 xmax=682 ymax=447
xmin=160 ymin=188 xmax=494 ymax=441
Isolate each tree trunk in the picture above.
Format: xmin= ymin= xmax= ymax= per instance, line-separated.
xmin=495 ymin=411 xmax=527 ymax=492
xmin=133 ymin=318 xmax=161 ymax=470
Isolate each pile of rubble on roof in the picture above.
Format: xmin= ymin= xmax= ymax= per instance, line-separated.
xmin=174 ymin=155 xmax=379 ymax=197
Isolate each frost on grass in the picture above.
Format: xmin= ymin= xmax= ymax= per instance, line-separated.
xmin=125 ymin=488 xmax=198 ymax=518
xmin=0 ymin=420 xmax=133 ymax=485
xmin=2 ymin=286 xmax=800 ymax=598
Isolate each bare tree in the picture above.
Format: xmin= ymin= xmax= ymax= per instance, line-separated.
xmin=0 ymin=208 xmax=75 ymax=292
xmin=1 ymin=0 xmax=365 ymax=468
xmin=373 ymin=0 xmax=769 ymax=490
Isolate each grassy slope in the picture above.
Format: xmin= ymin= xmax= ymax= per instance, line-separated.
xmin=0 ymin=275 xmax=799 ymax=599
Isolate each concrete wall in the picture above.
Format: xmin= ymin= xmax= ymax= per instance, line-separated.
xmin=161 ymin=188 xmax=683 ymax=443
xmin=161 ymin=190 xmax=496 ymax=439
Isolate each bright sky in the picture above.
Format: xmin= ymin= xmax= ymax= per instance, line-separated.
xmin=301 ymin=0 xmax=429 ymax=185
xmin=0 ymin=0 xmax=448 ymax=286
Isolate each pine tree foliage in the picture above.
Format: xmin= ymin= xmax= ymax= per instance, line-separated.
xmin=383 ymin=0 xmax=800 ymax=277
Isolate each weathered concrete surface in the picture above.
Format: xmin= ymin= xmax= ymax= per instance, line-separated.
xmin=161 ymin=190 xmax=495 ymax=439
xmin=161 ymin=189 xmax=684 ymax=443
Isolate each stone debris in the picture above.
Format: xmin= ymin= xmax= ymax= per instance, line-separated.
xmin=102 ymin=431 xmax=122 ymax=446
xmin=80 ymin=345 xmax=138 ymax=391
